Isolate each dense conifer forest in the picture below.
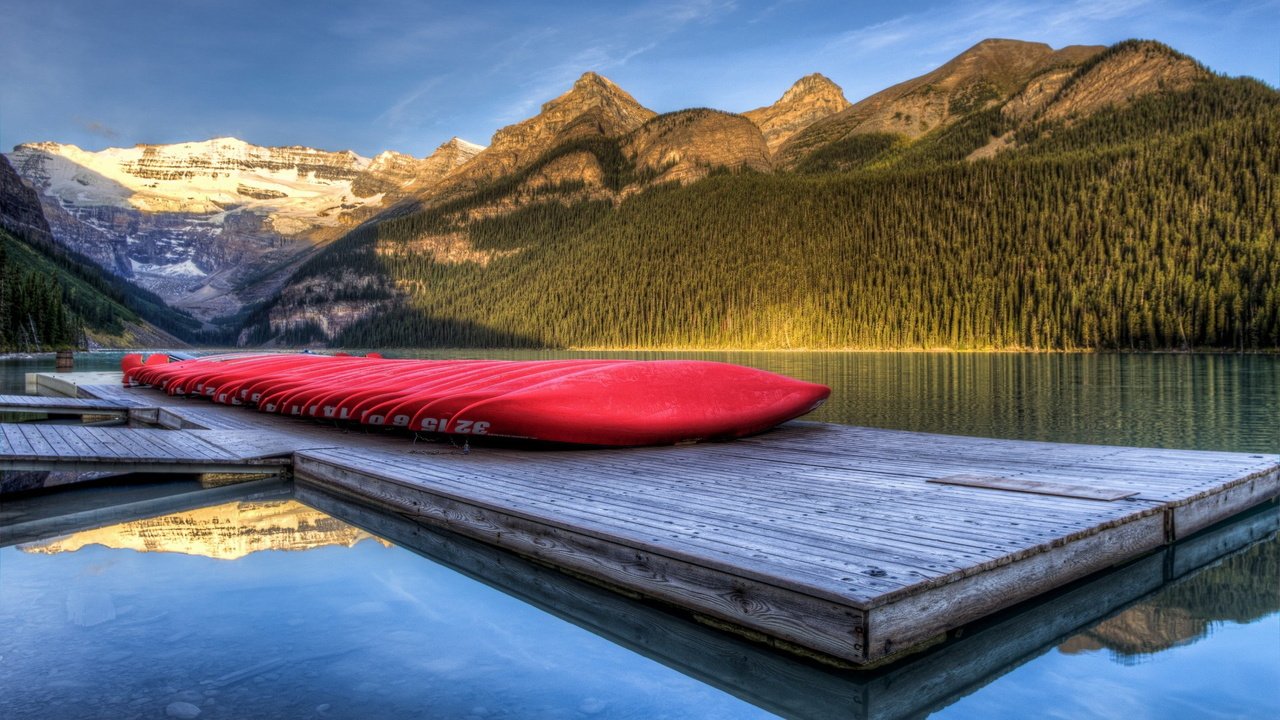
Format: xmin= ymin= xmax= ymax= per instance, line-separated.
xmin=0 ymin=228 xmax=201 ymax=351
xmin=250 ymin=68 xmax=1280 ymax=350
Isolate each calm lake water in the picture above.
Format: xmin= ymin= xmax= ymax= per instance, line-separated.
xmin=1 ymin=351 xmax=1277 ymax=719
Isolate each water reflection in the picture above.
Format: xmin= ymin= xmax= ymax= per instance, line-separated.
xmin=21 ymin=500 xmax=390 ymax=560
xmin=1059 ymin=534 xmax=1279 ymax=663
xmin=3 ymin=481 xmax=1272 ymax=720
xmin=0 ymin=483 xmax=775 ymax=720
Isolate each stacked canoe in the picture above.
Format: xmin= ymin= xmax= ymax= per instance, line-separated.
xmin=124 ymin=354 xmax=831 ymax=447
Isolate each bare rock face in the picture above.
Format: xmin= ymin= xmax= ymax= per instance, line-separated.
xmin=532 ymin=151 xmax=607 ymax=189
xmin=0 ymin=154 xmax=54 ymax=245
xmin=777 ymin=39 xmax=1102 ymax=168
xmin=434 ymin=72 xmax=655 ymax=197
xmin=265 ymin=272 xmax=388 ymax=341
xmin=970 ymin=42 xmax=1201 ymax=159
xmin=1036 ymin=41 xmax=1207 ymax=123
xmin=354 ymin=137 xmax=483 ymax=198
xmin=624 ymin=109 xmax=772 ymax=186
xmin=4 ymin=136 xmax=481 ymax=320
xmin=744 ymin=73 xmax=851 ymax=152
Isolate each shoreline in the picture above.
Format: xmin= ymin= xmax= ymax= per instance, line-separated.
xmin=5 ymin=347 xmax=1279 ymax=359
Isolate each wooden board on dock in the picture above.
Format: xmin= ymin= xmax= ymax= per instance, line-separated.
xmin=0 ymin=423 xmax=291 ymax=475
xmin=0 ymin=394 xmax=138 ymax=415
xmin=25 ymin=370 xmax=1280 ymax=667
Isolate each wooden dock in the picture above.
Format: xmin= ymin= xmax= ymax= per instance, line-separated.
xmin=0 ymin=394 xmax=138 ymax=416
xmin=300 ymin=485 xmax=1278 ymax=720
xmin=0 ymin=423 xmax=292 ymax=475
xmin=6 ymin=370 xmax=1279 ymax=667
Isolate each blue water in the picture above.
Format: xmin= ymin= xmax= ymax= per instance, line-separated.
xmin=1 ymin=352 xmax=1277 ymax=719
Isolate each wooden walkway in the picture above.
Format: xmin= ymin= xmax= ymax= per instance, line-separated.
xmin=0 ymin=394 xmax=138 ymax=416
xmin=10 ymin=371 xmax=1280 ymax=667
xmin=0 ymin=423 xmax=291 ymax=475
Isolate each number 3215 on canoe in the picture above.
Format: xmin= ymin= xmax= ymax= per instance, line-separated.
xmin=421 ymin=418 xmax=490 ymax=434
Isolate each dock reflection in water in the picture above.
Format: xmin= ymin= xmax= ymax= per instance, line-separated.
xmin=0 ymin=482 xmax=1276 ymax=720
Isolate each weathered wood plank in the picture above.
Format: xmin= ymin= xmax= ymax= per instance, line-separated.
xmin=927 ymin=474 xmax=1140 ymax=501
xmin=295 ymin=460 xmax=873 ymax=661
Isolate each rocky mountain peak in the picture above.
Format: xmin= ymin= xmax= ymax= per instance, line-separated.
xmin=430 ymin=72 xmax=655 ymax=198
xmin=539 ymin=71 xmax=653 ymax=127
xmin=0 ymin=153 xmax=55 ymax=246
xmin=779 ymin=73 xmax=846 ymax=105
xmin=775 ymin=38 xmax=1108 ymax=167
xmin=745 ymin=72 xmax=852 ymax=151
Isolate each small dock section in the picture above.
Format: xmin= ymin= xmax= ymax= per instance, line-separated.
xmin=0 ymin=423 xmax=291 ymax=476
xmin=0 ymin=394 xmax=138 ymax=417
xmin=8 ymin=370 xmax=1280 ymax=668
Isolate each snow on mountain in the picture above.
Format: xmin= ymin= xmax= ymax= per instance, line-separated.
xmin=5 ymin=136 xmax=483 ymax=320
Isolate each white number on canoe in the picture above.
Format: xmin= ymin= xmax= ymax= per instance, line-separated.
xmin=419 ymin=418 xmax=489 ymax=435
xmin=453 ymin=420 xmax=490 ymax=435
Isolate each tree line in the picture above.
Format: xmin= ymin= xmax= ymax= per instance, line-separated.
xmin=250 ymin=72 xmax=1280 ymax=350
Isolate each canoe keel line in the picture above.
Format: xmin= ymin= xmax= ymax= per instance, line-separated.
xmin=123 ymin=354 xmax=831 ymax=447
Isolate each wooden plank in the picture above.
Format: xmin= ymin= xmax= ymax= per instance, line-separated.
xmin=295 ymin=461 xmax=872 ymax=662
xmin=2 ymin=424 xmax=34 ymax=456
xmin=927 ymin=474 xmax=1140 ymax=501
xmin=864 ymin=511 xmax=1168 ymax=661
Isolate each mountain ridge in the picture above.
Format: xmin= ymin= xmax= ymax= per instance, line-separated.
xmin=11 ymin=36 xmax=1278 ymax=350
xmin=246 ymin=36 xmax=1279 ymax=351
xmin=5 ymin=134 xmax=483 ymax=325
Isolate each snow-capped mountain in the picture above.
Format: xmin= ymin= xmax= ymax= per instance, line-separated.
xmin=6 ymin=136 xmax=482 ymax=320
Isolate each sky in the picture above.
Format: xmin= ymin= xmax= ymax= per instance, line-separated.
xmin=1 ymin=0 xmax=1276 ymax=158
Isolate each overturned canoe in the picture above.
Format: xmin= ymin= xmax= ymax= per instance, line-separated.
xmin=124 ymin=354 xmax=830 ymax=447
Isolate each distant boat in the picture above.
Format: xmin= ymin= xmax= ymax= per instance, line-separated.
xmin=125 ymin=354 xmax=830 ymax=447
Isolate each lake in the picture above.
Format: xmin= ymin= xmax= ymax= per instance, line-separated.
xmin=1 ymin=351 xmax=1277 ymax=719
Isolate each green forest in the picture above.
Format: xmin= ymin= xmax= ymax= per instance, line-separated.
xmin=251 ymin=70 xmax=1280 ymax=351
xmin=0 ymin=230 xmax=86 ymax=350
xmin=0 ymin=227 xmax=202 ymax=351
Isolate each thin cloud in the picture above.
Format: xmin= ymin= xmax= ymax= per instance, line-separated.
xmin=76 ymin=118 xmax=119 ymax=141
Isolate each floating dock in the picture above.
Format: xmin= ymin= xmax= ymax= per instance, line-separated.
xmin=5 ymin=370 xmax=1278 ymax=667
xmin=4 ymin=470 xmax=1275 ymax=720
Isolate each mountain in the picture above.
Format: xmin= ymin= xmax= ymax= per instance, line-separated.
xmin=623 ymin=109 xmax=772 ymax=185
xmin=355 ymin=137 xmax=485 ymax=197
xmin=1 ymin=155 xmax=191 ymax=349
xmin=428 ymin=72 xmax=655 ymax=202
xmin=0 ymin=152 xmax=55 ymax=246
xmin=5 ymin=136 xmax=482 ymax=324
xmin=1059 ymin=532 xmax=1277 ymax=658
xmin=743 ymin=73 xmax=852 ymax=152
xmin=247 ymin=38 xmax=1279 ymax=351
xmin=776 ymin=38 xmax=1107 ymax=168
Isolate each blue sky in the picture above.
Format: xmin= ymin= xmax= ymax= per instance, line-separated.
xmin=1 ymin=0 xmax=1276 ymax=158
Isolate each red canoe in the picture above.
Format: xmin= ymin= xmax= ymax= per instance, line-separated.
xmin=122 ymin=354 xmax=830 ymax=447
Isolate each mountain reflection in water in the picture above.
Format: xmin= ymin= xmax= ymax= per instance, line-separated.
xmin=19 ymin=500 xmax=390 ymax=559
xmin=0 ymin=482 xmax=1276 ymax=720
xmin=1059 ymin=533 xmax=1279 ymax=662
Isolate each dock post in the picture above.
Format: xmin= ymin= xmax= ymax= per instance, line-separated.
xmin=55 ymin=350 xmax=74 ymax=372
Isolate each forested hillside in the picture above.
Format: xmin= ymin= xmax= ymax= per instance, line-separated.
xmin=248 ymin=41 xmax=1280 ymax=350
xmin=1 ymin=154 xmax=199 ymax=350
xmin=0 ymin=231 xmax=83 ymax=350
xmin=0 ymin=227 xmax=200 ymax=350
